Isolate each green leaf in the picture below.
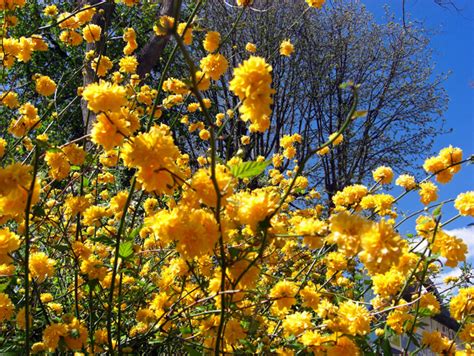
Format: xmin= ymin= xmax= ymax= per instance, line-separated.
xmin=70 ymin=165 xmax=81 ymax=171
xmin=129 ymin=227 xmax=141 ymax=240
xmin=119 ymin=240 xmax=134 ymax=259
xmin=432 ymin=204 xmax=443 ymax=217
xmin=0 ymin=281 xmax=9 ymax=292
xmin=230 ymin=160 xmax=271 ymax=179
xmin=339 ymin=80 xmax=354 ymax=89
xmin=54 ymin=244 xmax=70 ymax=252
xmin=229 ymin=247 xmax=240 ymax=258
xmin=180 ymin=326 xmax=192 ymax=335
xmin=32 ymin=205 xmax=46 ymax=217
xmin=184 ymin=344 xmax=202 ymax=356
xmin=382 ymin=337 xmax=393 ymax=356
xmin=90 ymin=235 xmax=114 ymax=246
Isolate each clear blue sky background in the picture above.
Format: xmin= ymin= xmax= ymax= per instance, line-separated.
xmin=363 ymin=0 xmax=474 ymax=275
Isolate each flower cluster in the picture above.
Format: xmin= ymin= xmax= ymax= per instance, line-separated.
xmin=0 ymin=1 xmax=472 ymax=355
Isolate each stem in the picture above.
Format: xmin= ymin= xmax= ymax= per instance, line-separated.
xmin=404 ymin=216 xmax=441 ymax=354
xmin=106 ymin=177 xmax=136 ymax=352
xmin=24 ymin=147 xmax=40 ymax=355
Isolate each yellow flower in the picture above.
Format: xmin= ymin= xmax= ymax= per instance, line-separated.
xmin=82 ymin=24 xmax=101 ymax=43
xmin=119 ymin=55 xmax=138 ymax=73
xmin=80 ymin=256 xmax=108 ymax=281
xmin=31 ymin=342 xmax=46 ymax=354
xmin=337 ymin=301 xmax=371 ymax=336
xmin=203 ymin=31 xmax=221 ymax=53
xmin=236 ymin=0 xmax=253 ymax=6
xmin=372 ymin=165 xmax=393 ymax=184
xmin=62 ymin=143 xmax=86 ymax=166
xmin=91 ymin=55 xmax=113 ymax=77
xmin=423 ymin=146 xmax=463 ymax=183
xmin=43 ymin=5 xmax=58 ymax=16
xmin=153 ymin=15 xmax=175 ymax=36
xmin=231 ymin=188 xmax=279 ymax=231
xmin=359 ymin=219 xmax=406 ymax=275
xmin=240 ymin=135 xmax=250 ymax=145
xmin=64 ymin=195 xmax=91 ymax=217
xmin=59 ymin=30 xmax=83 ymax=46
xmin=327 ymin=211 xmax=370 ymax=256
xmin=8 ymin=102 xmax=40 ymax=137
xmin=327 ymin=336 xmax=360 ymax=356
xmin=35 ymin=75 xmax=56 ymax=96
xmin=316 ymin=146 xmax=330 ymax=156
xmin=418 ymin=293 xmax=440 ymax=315
xmin=431 ymin=230 xmax=467 ymax=268
xmin=269 ymin=280 xmax=298 ymax=312
xmin=372 ymin=268 xmax=405 ymax=298
xmin=177 ymin=23 xmax=193 ymax=45
xmin=147 ymin=205 xmax=219 ymax=259
xmin=121 ymin=0 xmax=140 ymax=6
xmin=122 ymin=124 xmax=184 ymax=194
xmin=360 ymin=193 xmax=395 ymax=216
xmin=459 ymin=323 xmax=474 ymax=343
xmin=329 ymin=184 xmax=361 ymax=207
xmin=293 ymin=217 xmax=327 ymax=249
xmin=16 ymin=307 xmax=32 ymax=330
xmin=395 ymin=174 xmax=416 ymax=190
xmin=163 ymin=78 xmax=189 ymax=95
xmin=29 ymin=252 xmax=55 ymax=283
xmin=91 ymin=109 xmax=139 ymax=150
xmin=386 ymin=300 xmax=414 ymax=334
xmin=0 ymin=292 xmax=14 ymax=322
xmin=44 ymin=151 xmax=70 ymax=181
xmin=190 ymin=164 xmax=235 ymax=207
xmin=200 ymin=53 xmax=229 ymax=81
xmin=229 ymin=56 xmax=275 ymax=132
xmin=421 ymin=330 xmax=453 ymax=354
xmin=423 ymin=155 xmax=445 ymax=174
xmin=82 ymin=206 xmax=109 ymax=227
xmin=245 ymin=42 xmax=257 ymax=53
xmin=1 ymin=91 xmax=20 ymax=108
xmin=75 ymin=6 xmax=96 ymax=25
xmin=123 ymin=27 xmax=137 ymax=55
xmin=0 ymin=228 xmax=21 ymax=265
xmin=454 ymin=191 xmax=474 ymax=217
xmin=300 ymin=283 xmax=321 ymax=310
xmin=42 ymin=323 xmax=67 ymax=351
xmin=64 ymin=318 xmax=88 ymax=350
xmin=306 ymin=0 xmax=325 ymax=8
xmin=282 ymin=312 xmax=312 ymax=337
xmin=419 ymin=181 xmax=438 ymax=205
xmin=439 ymin=145 xmax=462 ymax=172
xmin=280 ymin=40 xmax=294 ymax=57
xmin=198 ymin=128 xmax=210 ymax=141
xmin=328 ymin=132 xmax=343 ymax=146
xmin=82 ymin=81 xmax=127 ymax=113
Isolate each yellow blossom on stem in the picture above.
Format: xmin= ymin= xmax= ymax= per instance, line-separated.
xmin=34 ymin=75 xmax=56 ymax=96
xmin=280 ymin=40 xmax=294 ymax=57
xmin=229 ymin=56 xmax=275 ymax=132
xmin=29 ymin=251 xmax=55 ymax=283
xmin=419 ymin=181 xmax=438 ymax=205
xmin=203 ymin=31 xmax=220 ymax=53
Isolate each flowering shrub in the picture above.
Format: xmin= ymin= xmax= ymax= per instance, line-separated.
xmin=0 ymin=0 xmax=472 ymax=355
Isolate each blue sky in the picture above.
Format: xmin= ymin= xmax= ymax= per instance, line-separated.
xmin=363 ymin=0 xmax=474 ymax=277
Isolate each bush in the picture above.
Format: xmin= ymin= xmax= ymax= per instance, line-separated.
xmin=0 ymin=0 xmax=472 ymax=354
